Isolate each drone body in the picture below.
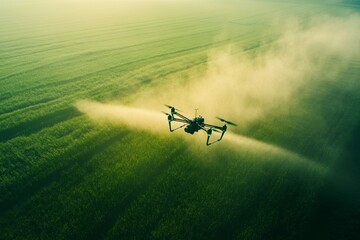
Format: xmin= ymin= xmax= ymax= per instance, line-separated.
xmin=163 ymin=105 xmax=236 ymax=146
xmin=183 ymin=117 xmax=204 ymax=135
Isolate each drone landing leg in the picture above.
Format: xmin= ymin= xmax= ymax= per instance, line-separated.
xmin=206 ymin=131 xmax=226 ymax=146
xmin=169 ymin=122 xmax=187 ymax=132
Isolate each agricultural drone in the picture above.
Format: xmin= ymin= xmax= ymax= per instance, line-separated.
xmin=162 ymin=105 xmax=237 ymax=146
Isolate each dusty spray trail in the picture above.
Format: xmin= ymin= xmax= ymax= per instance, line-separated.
xmin=75 ymin=100 xmax=322 ymax=169
xmin=75 ymin=100 xmax=166 ymax=133
xmin=75 ymin=15 xmax=359 ymax=172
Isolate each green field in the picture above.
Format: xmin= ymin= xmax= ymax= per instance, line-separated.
xmin=1 ymin=0 xmax=360 ymax=239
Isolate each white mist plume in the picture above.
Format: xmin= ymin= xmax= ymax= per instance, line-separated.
xmin=75 ymin=100 xmax=166 ymax=133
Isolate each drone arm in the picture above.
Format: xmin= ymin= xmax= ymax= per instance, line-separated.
xmin=203 ymin=123 xmax=223 ymax=131
xmin=173 ymin=112 xmax=191 ymax=121
xmin=172 ymin=118 xmax=188 ymax=123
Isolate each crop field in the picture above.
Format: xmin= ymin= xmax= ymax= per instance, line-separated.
xmin=1 ymin=0 xmax=360 ymax=239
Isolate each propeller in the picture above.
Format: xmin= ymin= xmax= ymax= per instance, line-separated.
xmin=164 ymin=104 xmax=181 ymax=112
xmin=216 ymin=117 xmax=238 ymax=126
xmin=161 ymin=111 xmax=171 ymax=116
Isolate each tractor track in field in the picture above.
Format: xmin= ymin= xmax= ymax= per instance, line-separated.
xmin=0 ymin=12 xmax=223 ymax=47
xmin=0 ymin=51 xmax=208 ymax=143
xmin=0 ymin=27 xmax=270 ymax=110
xmin=0 ymin=1 xmax=294 ymax=80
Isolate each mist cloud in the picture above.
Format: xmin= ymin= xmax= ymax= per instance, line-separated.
xmin=75 ymin=14 xmax=360 ymax=164
xmin=128 ymin=15 xmax=360 ymax=128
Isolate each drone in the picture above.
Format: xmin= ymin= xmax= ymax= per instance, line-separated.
xmin=162 ymin=104 xmax=237 ymax=146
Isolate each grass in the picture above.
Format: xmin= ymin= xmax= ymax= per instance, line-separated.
xmin=1 ymin=0 xmax=359 ymax=239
